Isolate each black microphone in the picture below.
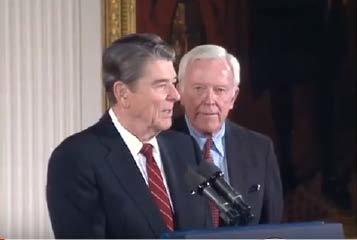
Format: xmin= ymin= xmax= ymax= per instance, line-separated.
xmin=184 ymin=166 xmax=240 ymax=225
xmin=197 ymin=160 xmax=254 ymax=225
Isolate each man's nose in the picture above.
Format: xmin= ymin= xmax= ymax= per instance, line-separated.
xmin=167 ymin=83 xmax=180 ymax=102
xmin=203 ymin=88 xmax=215 ymax=104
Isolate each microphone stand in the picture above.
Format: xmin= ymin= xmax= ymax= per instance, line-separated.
xmin=193 ymin=181 xmax=242 ymax=226
xmin=212 ymin=172 xmax=254 ymax=225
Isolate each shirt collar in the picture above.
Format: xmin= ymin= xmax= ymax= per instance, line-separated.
xmin=109 ymin=108 xmax=159 ymax=156
xmin=184 ymin=115 xmax=225 ymax=157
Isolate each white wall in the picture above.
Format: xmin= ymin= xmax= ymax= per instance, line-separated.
xmin=0 ymin=0 xmax=103 ymax=238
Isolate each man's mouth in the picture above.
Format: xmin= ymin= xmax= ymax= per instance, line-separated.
xmin=200 ymin=112 xmax=217 ymax=116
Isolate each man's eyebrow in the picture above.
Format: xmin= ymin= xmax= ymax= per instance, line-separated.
xmin=152 ymin=77 xmax=177 ymax=84
xmin=152 ymin=79 xmax=170 ymax=85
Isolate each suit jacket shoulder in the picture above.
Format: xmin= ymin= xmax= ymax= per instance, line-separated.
xmin=225 ymin=120 xmax=272 ymax=145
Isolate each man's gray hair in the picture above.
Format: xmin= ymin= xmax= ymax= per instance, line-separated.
xmin=178 ymin=44 xmax=240 ymax=86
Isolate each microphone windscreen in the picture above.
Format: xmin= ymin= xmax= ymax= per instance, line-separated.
xmin=184 ymin=166 xmax=206 ymax=192
xmin=197 ymin=160 xmax=221 ymax=179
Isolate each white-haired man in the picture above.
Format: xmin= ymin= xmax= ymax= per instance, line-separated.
xmin=172 ymin=44 xmax=283 ymax=226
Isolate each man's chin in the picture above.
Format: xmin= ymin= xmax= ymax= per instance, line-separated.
xmin=158 ymin=120 xmax=172 ymax=131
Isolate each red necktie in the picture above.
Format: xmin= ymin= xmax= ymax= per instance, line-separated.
xmin=203 ymin=137 xmax=220 ymax=227
xmin=141 ymin=143 xmax=174 ymax=231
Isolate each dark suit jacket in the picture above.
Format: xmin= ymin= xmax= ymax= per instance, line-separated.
xmin=172 ymin=117 xmax=283 ymax=224
xmin=47 ymin=112 xmax=211 ymax=238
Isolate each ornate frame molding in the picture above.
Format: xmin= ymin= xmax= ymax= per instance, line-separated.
xmin=103 ymin=0 xmax=136 ymax=108
xmin=104 ymin=0 xmax=136 ymax=46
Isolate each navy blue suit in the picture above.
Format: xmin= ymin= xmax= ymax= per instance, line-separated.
xmin=172 ymin=117 xmax=283 ymax=224
xmin=47 ymin=112 xmax=211 ymax=238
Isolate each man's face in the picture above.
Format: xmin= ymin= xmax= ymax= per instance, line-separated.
xmin=126 ymin=59 xmax=180 ymax=136
xmin=179 ymin=58 xmax=238 ymax=134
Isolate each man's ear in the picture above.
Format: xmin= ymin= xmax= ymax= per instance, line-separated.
xmin=113 ymin=81 xmax=130 ymax=108
xmin=229 ymin=87 xmax=239 ymax=109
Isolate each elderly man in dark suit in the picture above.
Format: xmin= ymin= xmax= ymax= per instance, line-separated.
xmin=172 ymin=44 xmax=283 ymax=226
xmin=46 ymin=33 xmax=211 ymax=238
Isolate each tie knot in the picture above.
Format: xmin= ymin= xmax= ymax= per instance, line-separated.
xmin=140 ymin=143 xmax=153 ymax=159
xmin=204 ymin=137 xmax=213 ymax=149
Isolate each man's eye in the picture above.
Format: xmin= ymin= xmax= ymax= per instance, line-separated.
xmin=215 ymin=88 xmax=226 ymax=94
xmin=157 ymin=83 xmax=168 ymax=89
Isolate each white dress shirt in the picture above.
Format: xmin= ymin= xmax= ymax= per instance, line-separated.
xmin=109 ymin=108 xmax=173 ymax=208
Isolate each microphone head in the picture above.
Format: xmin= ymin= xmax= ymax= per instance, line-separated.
xmin=184 ymin=166 xmax=207 ymax=193
xmin=197 ymin=160 xmax=222 ymax=179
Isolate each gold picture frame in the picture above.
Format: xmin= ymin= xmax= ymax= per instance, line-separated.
xmin=104 ymin=0 xmax=136 ymax=46
xmin=103 ymin=0 xmax=136 ymax=108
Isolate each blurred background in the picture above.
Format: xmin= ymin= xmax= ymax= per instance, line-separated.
xmin=136 ymin=0 xmax=356 ymax=237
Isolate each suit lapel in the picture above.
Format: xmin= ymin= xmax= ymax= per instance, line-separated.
xmin=157 ymin=133 xmax=198 ymax=229
xmin=225 ymin=121 xmax=249 ymax=197
xmin=157 ymin=135 xmax=184 ymax=227
xmin=94 ymin=113 xmax=166 ymax=236
xmin=225 ymin=121 xmax=266 ymax=223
